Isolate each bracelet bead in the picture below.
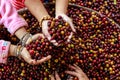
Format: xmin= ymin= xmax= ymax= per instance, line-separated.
xmin=39 ymin=16 xmax=51 ymax=27
xmin=15 ymin=33 xmax=32 ymax=58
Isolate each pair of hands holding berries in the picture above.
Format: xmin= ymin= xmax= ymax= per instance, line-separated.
xmin=11 ymin=14 xmax=75 ymax=65
xmin=18 ymin=0 xmax=76 ymax=65
xmin=12 ymin=0 xmax=75 ymax=65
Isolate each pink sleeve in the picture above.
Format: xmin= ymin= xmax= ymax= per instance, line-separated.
xmin=0 ymin=40 xmax=11 ymax=63
xmin=0 ymin=0 xmax=28 ymax=35
xmin=9 ymin=0 xmax=25 ymax=10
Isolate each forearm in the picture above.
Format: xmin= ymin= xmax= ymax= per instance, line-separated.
xmin=0 ymin=0 xmax=28 ymax=35
xmin=55 ymin=0 xmax=69 ymax=15
xmin=24 ymin=0 xmax=50 ymax=21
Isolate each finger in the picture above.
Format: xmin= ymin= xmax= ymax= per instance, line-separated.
xmin=67 ymin=75 xmax=74 ymax=80
xmin=21 ymin=48 xmax=32 ymax=62
xmin=73 ymin=64 xmax=82 ymax=70
xmin=42 ymin=21 xmax=59 ymax=46
xmin=21 ymin=51 xmax=36 ymax=65
xmin=68 ymin=20 xmax=76 ymax=32
xmin=72 ymin=64 xmax=85 ymax=74
xmin=43 ymin=29 xmax=58 ymax=46
xmin=33 ymin=55 xmax=51 ymax=65
xmin=66 ymin=70 xmax=89 ymax=80
xmin=50 ymin=40 xmax=58 ymax=46
xmin=68 ymin=65 xmax=83 ymax=74
xmin=73 ymin=64 xmax=88 ymax=79
xmin=32 ymin=33 xmax=44 ymax=41
xmin=21 ymin=48 xmax=51 ymax=65
xmin=65 ymin=71 xmax=79 ymax=77
xmin=28 ymin=59 xmax=36 ymax=65
xmin=68 ymin=64 xmax=83 ymax=73
xmin=68 ymin=64 xmax=77 ymax=70
xmin=55 ymin=71 xmax=61 ymax=80
xmin=67 ymin=32 xmax=73 ymax=42
xmin=25 ymin=34 xmax=33 ymax=45
xmin=50 ymin=75 xmax=55 ymax=80
xmin=59 ymin=14 xmax=76 ymax=32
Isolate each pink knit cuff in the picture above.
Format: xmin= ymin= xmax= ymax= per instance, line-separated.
xmin=8 ymin=19 xmax=28 ymax=35
xmin=0 ymin=40 xmax=11 ymax=63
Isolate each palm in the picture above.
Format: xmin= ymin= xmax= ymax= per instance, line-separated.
xmin=21 ymin=33 xmax=51 ymax=65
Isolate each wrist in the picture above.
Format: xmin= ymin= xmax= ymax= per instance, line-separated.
xmin=19 ymin=33 xmax=32 ymax=46
xmin=55 ymin=13 xmax=67 ymax=18
xmin=56 ymin=13 xmax=66 ymax=17
xmin=9 ymin=44 xmax=17 ymax=57
xmin=15 ymin=27 xmax=28 ymax=39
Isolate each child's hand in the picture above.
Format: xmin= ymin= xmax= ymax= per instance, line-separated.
xmin=50 ymin=71 xmax=61 ymax=80
xmin=65 ymin=64 xmax=89 ymax=80
xmin=42 ymin=20 xmax=58 ymax=46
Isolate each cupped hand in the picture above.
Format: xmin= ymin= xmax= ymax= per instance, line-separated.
xmin=20 ymin=47 xmax=51 ymax=65
xmin=42 ymin=20 xmax=58 ymax=46
xmin=22 ymin=33 xmax=51 ymax=65
xmin=56 ymin=14 xmax=76 ymax=32
xmin=56 ymin=14 xmax=76 ymax=42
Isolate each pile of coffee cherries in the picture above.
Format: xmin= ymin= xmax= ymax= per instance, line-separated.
xmin=26 ymin=35 xmax=75 ymax=79
xmin=43 ymin=0 xmax=120 ymax=25
xmin=68 ymin=0 xmax=120 ymax=25
xmin=0 ymin=3 xmax=120 ymax=80
xmin=26 ymin=37 xmax=52 ymax=60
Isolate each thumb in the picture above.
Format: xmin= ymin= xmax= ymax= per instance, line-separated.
xmin=32 ymin=33 xmax=44 ymax=41
xmin=42 ymin=20 xmax=52 ymax=40
xmin=26 ymin=33 xmax=45 ymax=45
xmin=68 ymin=21 xmax=76 ymax=32
xmin=20 ymin=48 xmax=33 ymax=64
xmin=42 ymin=20 xmax=58 ymax=46
xmin=67 ymin=32 xmax=73 ymax=42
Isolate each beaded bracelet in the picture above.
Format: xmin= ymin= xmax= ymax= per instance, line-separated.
xmin=20 ymin=32 xmax=32 ymax=46
xmin=15 ymin=33 xmax=32 ymax=57
xmin=39 ymin=15 xmax=51 ymax=27
xmin=15 ymin=44 xmax=24 ymax=58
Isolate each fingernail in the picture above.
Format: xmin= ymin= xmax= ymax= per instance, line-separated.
xmin=48 ymin=55 xmax=51 ymax=58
